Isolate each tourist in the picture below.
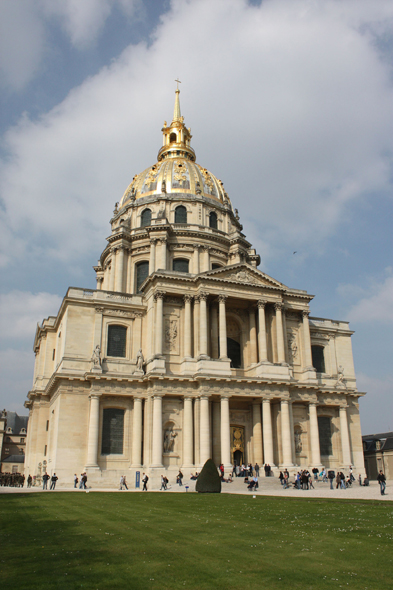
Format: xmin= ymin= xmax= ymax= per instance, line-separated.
xmin=363 ymin=475 xmax=369 ymax=486
xmin=42 ymin=472 xmax=50 ymax=490
xmin=312 ymin=467 xmax=319 ymax=481
xmin=358 ymin=474 xmax=362 ymax=486
xmin=308 ymin=472 xmax=314 ymax=489
xmin=50 ymin=473 xmax=58 ymax=490
xmin=254 ymin=463 xmax=260 ymax=477
xmin=279 ymin=471 xmax=284 ymax=485
xmin=328 ymin=470 xmax=335 ymax=490
xmin=74 ymin=474 xmax=78 ymax=488
xmin=296 ymin=472 xmax=301 ymax=489
xmin=142 ymin=473 xmax=148 ymax=491
xmin=321 ymin=468 xmax=327 ymax=483
xmin=160 ymin=475 xmax=166 ymax=490
xmin=377 ymin=470 xmax=386 ymax=495
xmin=79 ymin=473 xmax=84 ymax=489
xmin=340 ymin=472 xmax=346 ymax=489
xmin=27 ymin=474 xmax=32 ymax=488
xmin=82 ymin=473 xmax=87 ymax=489
xmin=177 ymin=470 xmax=183 ymax=486
xmin=119 ymin=475 xmax=125 ymax=490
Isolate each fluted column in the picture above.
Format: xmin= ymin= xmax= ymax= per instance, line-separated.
xmin=86 ymin=394 xmax=100 ymax=468
xmin=252 ymin=402 xmax=263 ymax=465
xmin=194 ymin=397 xmax=200 ymax=465
xmin=218 ymin=294 xmax=228 ymax=360
xmin=96 ymin=277 xmax=103 ymax=291
xmin=220 ymin=396 xmax=231 ymax=467
xmin=199 ymin=292 xmax=209 ymax=358
xmin=199 ymin=395 xmax=210 ymax=465
xmin=257 ymin=300 xmax=268 ymax=362
xmin=249 ymin=308 xmax=258 ymax=365
xmin=302 ymin=310 xmax=314 ymax=370
xmin=154 ymin=291 xmax=165 ymax=357
xmin=193 ymin=244 xmax=200 ymax=274
xmin=211 ymin=304 xmax=219 ymax=359
xmin=183 ymin=397 xmax=194 ymax=467
xmin=281 ymin=400 xmax=293 ymax=466
xmin=183 ymin=295 xmax=193 ymax=359
xmin=151 ymin=395 xmax=163 ymax=467
xmin=262 ymin=399 xmax=274 ymax=465
xmin=115 ymin=247 xmax=125 ymax=292
xmin=131 ymin=397 xmax=143 ymax=466
xmin=109 ymin=250 xmax=116 ymax=291
xmin=339 ymin=406 xmax=352 ymax=466
xmin=150 ymin=239 xmax=157 ymax=273
xmin=275 ymin=302 xmax=286 ymax=364
xmin=309 ymin=402 xmax=321 ymax=466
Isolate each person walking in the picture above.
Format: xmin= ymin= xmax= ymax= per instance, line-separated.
xmin=50 ymin=473 xmax=58 ymax=490
xmin=74 ymin=474 xmax=78 ymax=488
xmin=119 ymin=475 xmax=125 ymax=490
xmin=377 ymin=470 xmax=386 ymax=495
xmin=142 ymin=473 xmax=148 ymax=491
xmin=328 ymin=470 xmax=335 ymax=490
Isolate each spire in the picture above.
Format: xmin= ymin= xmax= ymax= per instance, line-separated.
xmin=173 ymin=79 xmax=181 ymax=122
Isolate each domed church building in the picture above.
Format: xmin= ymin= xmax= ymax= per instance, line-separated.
xmin=24 ymin=88 xmax=366 ymax=487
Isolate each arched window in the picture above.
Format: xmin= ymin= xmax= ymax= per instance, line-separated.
xmin=175 ymin=205 xmax=187 ymax=224
xmin=101 ymin=408 xmax=124 ymax=455
xmin=170 ymin=132 xmax=177 ymax=143
xmin=209 ymin=211 xmax=218 ymax=229
xmin=212 ymin=263 xmax=221 ymax=270
xmin=312 ymin=345 xmax=325 ymax=373
xmin=107 ymin=325 xmax=127 ymax=357
xmin=318 ymin=416 xmax=332 ymax=456
xmin=136 ymin=261 xmax=149 ymax=293
xmin=173 ymin=259 xmax=189 ymax=273
xmin=141 ymin=208 xmax=151 ymax=227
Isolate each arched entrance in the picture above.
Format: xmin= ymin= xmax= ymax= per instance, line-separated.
xmin=231 ymin=425 xmax=245 ymax=466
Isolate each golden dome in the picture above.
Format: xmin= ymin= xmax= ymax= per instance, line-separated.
xmin=119 ymin=87 xmax=231 ymax=208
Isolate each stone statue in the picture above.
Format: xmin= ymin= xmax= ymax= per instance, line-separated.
xmin=336 ymin=365 xmax=345 ymax=387
xmin=235 ymin=208 xmax=240 ymax=221
xmin=161 ymin=179 xmax=166 ymax=193
xmin=136 ymin=349 xmax=144 ymax=373
xmin=163 ymin=427 xmax=177 ymax=452
xmin=1 ymin=409 xmax=6 ymax=418
xmin=294 ymin=430 xmax=302 ymax=454
xmin=91 ymin=345 xmax=101 ymax=367
xmin=195 ymin=181 xmax=202 ymax=194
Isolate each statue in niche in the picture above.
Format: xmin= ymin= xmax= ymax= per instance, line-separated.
xmin=163 ymin=427 xmax=177 ymax=453
xmin=136 ymin=349 xmax=144 ymax=373
xmin=91 ymin=345 xmax=101 ymax=368
xmin=195 ymin=181 xmax=202 ymax=194
xmin=235 ymin=208 xmax=240 ymax=220
xmin=288 ymin=333 xmax=298 ymax=363
xmin=294 ymin=429 xmax=302 ymax=454
xmin=336 ymin=365 xmax=346 ymax=387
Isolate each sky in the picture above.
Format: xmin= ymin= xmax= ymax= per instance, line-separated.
xmin=0 ymin=0 xmax=392 ymax=435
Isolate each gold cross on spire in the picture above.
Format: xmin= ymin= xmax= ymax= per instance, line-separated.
xmin=175 ymin=78 xmax=181 ymax=90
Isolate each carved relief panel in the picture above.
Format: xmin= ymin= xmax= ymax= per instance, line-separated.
xmin=163 ymin=306 xmax=180 ymax=355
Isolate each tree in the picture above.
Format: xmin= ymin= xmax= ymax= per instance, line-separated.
xmin=195 ymin=459 xmax=221 ymax=493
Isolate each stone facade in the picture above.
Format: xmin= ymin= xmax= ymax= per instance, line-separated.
xmin=24 ymin=89 xmax=366 ymax=488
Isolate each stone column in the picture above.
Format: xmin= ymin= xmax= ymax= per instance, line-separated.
xmin=339 ymin=406 xmax=352 ymax=467
xmin=275 ymin=303 xmax=286 ymax=364
xmin=252 ymin=402 xmax=263 ymax=465
xmin=289 ymin=401 xmax=295 ymax=464
xmin=183 ymin=397 xmax=194 ymax=467
xmin=150 ymin=239 xmax=157 ymax=273
xmin=302 ymin=311 xmax=314 ymax=370
xmin=131 ymin=397 xmax=143 ymax=466
xmin=86 ymin=394 xmax=100 ymax=468
xmin=257 ymin=300 xmax=268 ymax=362
xmin=281 ymin=400 xmax=293 ymax=466
xmin=210 ymin=304 xmax=219 ymax=359
xmin=159 ymin=238 xmax=167 ymax=271
xmin=194 ymin=397 xmax=200 ymax=465
xmin=126 ymin=249 xmax=132 ymax=293
xmin=262 ymin=399 xmax=274 ymax=465
xmin=151 ymin=395 xmax=163 ymax=467
xmin=154 ymin=291 xmax=165 ymax=357
xmin=96 ymin=277 xmax=103 ymax=290
xmin=183 ymin=295 xmax=193 ymax=359
xmin=212 ymin=401 xmax=221 ymax=466
xmin=220 ymin=396 xmax=231 ymax=467
xmin=249 ymin=308 xmax=258 ymax=365
xmin=193 ymin=244 xmax=200 ymax=274
xmin=309 ymin=402 xmax=321 ymax=466
xmin=218 ymin=294 xmax=228 ymax=360
xmin=199 ymin=395 xmax=210 ymax=465
xmin=109 ymin=250 xmax=116 ymax=291
xmin=199 ymin=292 xmax=209 ymax=358
xmin=115 ymin=247 xmax=125 ymax=292
xmin=193 ymin=296 xmax=200 ymax=358
xmin=202 ymin=246 xmax=210 ymax=272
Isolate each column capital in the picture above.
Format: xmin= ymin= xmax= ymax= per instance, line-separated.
xmin=183 ymin=294 xmax=193 ymax=304
xmin=154 ymin=290 xmax=166 ymax=301
xmin=218 ymin=294 xmax=228 ymax=304
xmin=193 ymin=243 xmax=202 ymax=251
xmin=150 ymin=238 xmax=158 ymax=245
xmin=302 ymin=309 xmax=310 ymax=318
xmin=198 ymin=291 xmax=209 ymax=301
xmin=220 ymin=394 xmax=231 ymax=400
xmin=199 ymin=394 xmax=211 ymax=401
xmin=274 ymin=302 xmax=284 ymax=311
xmin=257 ymin=299 xmax=267 ymax=309
xmin=89 ymin=393 xmax=101 ymax=400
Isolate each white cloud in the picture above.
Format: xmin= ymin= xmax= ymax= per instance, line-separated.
xmin=0 ymin=0 xmax=393 ymax=269
xmin=347 ymin=275 xmax=393 ymax=323
xmin=0 ymin=291 xmax=62 ymax=344
xmin=358 ymin=373 xmax=393 ymax=434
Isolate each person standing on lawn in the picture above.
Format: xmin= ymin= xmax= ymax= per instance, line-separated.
xmin=142 ymin=473 xmax=148 ymax=491
xmin=50 ymin=473 xmax=58 ymax=490
xmin=42 ymin=472 xmax=50 ymax=490
xmin=377 ymin=470 xmax=386 ymax=495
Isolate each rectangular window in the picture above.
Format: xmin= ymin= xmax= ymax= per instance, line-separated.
xmin=312 ymin=345 xmax=325 ymax=373
xmin=46 ymin=420 xmax=49 ymax=431
xmin=318 ymin=416 xmax=332 ymax=456
xmin=20 ymin=438 xmax=25 ymax=443
xmin=52 ymin=349 xmax=55 ymax=360
xmin=44 ymin=445 xmax=47 ymax=456
xmin=101 ymin=408 xmax=124 ymax=455
xmin=107 ymin=325 xmax=127 ymax=357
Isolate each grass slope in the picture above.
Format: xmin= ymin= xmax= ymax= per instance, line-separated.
xmin=0 ymin=493 xmax=392 ymax=589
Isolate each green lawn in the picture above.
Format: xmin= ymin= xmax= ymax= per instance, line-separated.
xmin=0 ymin=493 xmax=392 ymax=589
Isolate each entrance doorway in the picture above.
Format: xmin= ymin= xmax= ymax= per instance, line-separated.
xmin=231 ymin=425 xmax=245 ymax=466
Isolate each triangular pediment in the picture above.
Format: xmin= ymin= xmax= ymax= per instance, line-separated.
xmin=202 ymin=264 xmax=285 ymax=290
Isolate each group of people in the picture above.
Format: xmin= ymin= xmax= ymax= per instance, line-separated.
xmin=0 ymin=472 xmax=25 ymax=487
xmin=42 ymin=472 xmax=58 ymax=490
xmin=74 ymin=472 xmax=88 ymax=489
